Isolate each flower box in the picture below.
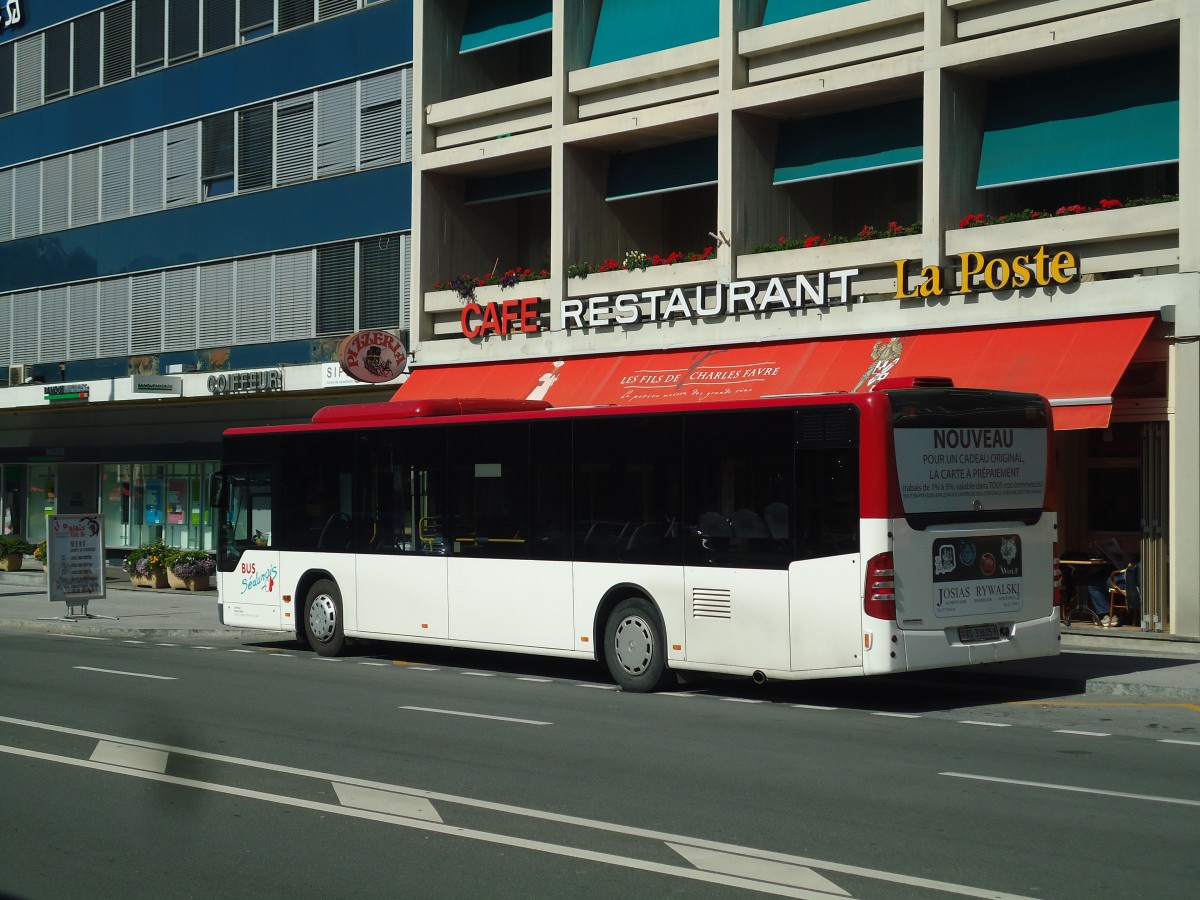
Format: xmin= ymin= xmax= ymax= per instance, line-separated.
xmin=736 ymin=234 xmax=922 ymax=281
xmin=567 ymin=259 xmax=719 ymax=298
xmin=425 ymin=279 xmax=552 ymax=313
xmin=946 ymin=202 xmax=1179 ymax=257
xmin=0 ymin=552 xmax=23 ymax=572
xmin=130 ymin=571 xmax=168 ymax=589
xmin=167 ymin=571 xmax=211 ymax=591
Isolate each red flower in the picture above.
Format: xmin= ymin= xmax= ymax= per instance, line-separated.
xmin=803 ymin=235 xmax=826 ymax=248
xmin=1098 ymin=198 xmax=1124 ymax=210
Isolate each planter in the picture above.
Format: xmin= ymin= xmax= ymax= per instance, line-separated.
xmin=425 ymin=279 xmax=552 ymax=313
xmin=130 ymin=570 xmax=168 ymax=589
xmin=0 ymin=553 xmax=22 ymax=571
xmin=167 ymin=571 xmax=211 ymax=591
xmin=567 ymin=259 xmax=718 ymax=298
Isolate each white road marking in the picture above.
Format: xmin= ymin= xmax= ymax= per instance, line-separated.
xmin=313 ymin=657 xmax=341 ymax=661
xmin=462 ymin=672 xmax=495 ymax=677
xmin=157 ymin=643 xmax=180 ymax=647
xmin=399 ymin=706 xmax=552 ymax=726
xmin=360 ymin=661 xmax=389 ymax=666
xmin=871 ymin=712 xmax=921 ymax=719
xmin=333 ymin=783 xmax=443 ymax=822
xmin=406 ymin=666 xmax=439 ymax=671
xmin=122 ymin=640 xmax=145 ymax=644
xmin=73 ymin=666 xmax=176 ymax=681
xmin=90 ymin=740 xmax=169 ymax=773
xmin=1053 ymin=729 xmax=1110 ymax=737
xmin=792 ymin=704 xmax=837 ymax=711
xmin=958 ymin=721 xmax=1011 ymax=728
xmin=0 ymin=715 xmax=1042 ymax=900
xmin=941 ymin=772 xmax=1200 ymax=807
xmin=192 ymin=646 xmax=215 ymax=651
xmin=577 ymin=684 xmax=619 ymax=690
xmin=516 ymin=677 xmax=552 ymax=683
xmin=722 ymin=698 xmax=763 ymax=704
xmin=228 ymin=649 xmax=255 ymax=653
xmin=51 ymin=634 xmax=109 ymax=641
xmin=669 ymin=844 xmax=850 ymax=896
xmin=1159 ymin=738 xmax=1200 ymax=747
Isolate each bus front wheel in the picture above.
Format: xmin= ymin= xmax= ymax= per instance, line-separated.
xmin=304 ymin=579 xmax=346 ymax=656
xmin=604 ymin=597 xmax=671 ymax=692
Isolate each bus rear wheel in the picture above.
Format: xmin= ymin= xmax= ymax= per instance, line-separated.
xmin=304 ymin=579 xmax=346 ymax=656
xmin=604 ymin=597 xmax=671 ymax=692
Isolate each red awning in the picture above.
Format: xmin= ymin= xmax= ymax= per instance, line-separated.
xmin=394 ymin=316 xmax=1154 ymax=430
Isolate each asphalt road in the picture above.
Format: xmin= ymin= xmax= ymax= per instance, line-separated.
xmin=2 ymin=630 xmax=1197 ymax=899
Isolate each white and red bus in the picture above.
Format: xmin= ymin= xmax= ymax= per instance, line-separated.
xmin=212 ymin=376 xmax=1059 ymax=691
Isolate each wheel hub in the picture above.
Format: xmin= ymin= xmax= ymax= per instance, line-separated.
xmin=613 ymin=615 xmax=653 ymax=675
xmin=308 ymin=594 xmax=337 ymax=642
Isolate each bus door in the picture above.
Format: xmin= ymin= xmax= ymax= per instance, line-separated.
xmin=215 ymin=465 xmax=283 ymax=630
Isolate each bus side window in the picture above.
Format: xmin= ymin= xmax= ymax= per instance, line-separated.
xmin=794 ymin=408 xmax=860 ymax=560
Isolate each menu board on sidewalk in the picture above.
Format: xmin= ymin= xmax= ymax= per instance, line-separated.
xmin=46 ymin=515 xmax=107 ymax=604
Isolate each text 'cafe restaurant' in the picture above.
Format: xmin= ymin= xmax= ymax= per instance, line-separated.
xmin=397 ymin=243 xmax=1185 ymax=635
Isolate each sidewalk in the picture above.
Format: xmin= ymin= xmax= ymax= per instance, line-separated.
xmin=3 ymin=568 xmax=1200 ymax=701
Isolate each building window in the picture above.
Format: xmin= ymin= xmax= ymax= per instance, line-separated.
xmin=43 ymin=23 xmax=72 ymax=102
xmin=103 ymin=2 xmax=135 ymax=86
xmin=237 ymin=105 xmax=274 ymax=192
xmin=360 ymin=236 xmax=401 ymax=329
xmin=317 ymin=243 xmax=356 ymax=334
xmin=279 ymin=0 xmax=316 ymax=32
xmin=73 ymin=12 xmax=102 ymax=93
xmin=201 ymin=112 xmax=235 ymax=198
xmin=135 ymin=0 xmax=167 ymax=74
xmin=240 ymin=0 xmax=275 ymax=43
xmin=168 ymin=0 xmax=201 ymax=64
xmin=202 ymin=0 xmax=237 ymax=55
xmin=0 ymin=41 xmax=13 ymax=116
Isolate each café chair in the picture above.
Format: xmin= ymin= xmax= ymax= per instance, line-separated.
xmin=1107 ymin=567 xmax=1132 ymax=626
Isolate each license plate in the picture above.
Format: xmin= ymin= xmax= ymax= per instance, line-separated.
xmin=958 ymin=624 xmax=1000 ymax=643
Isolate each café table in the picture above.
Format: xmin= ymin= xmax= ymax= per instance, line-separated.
xmin=1058 ymin=557 xmax=1111 ymax=625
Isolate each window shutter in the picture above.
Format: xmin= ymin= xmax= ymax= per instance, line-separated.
xmin=42 ymin=156 xmax=70 ymax=234
xmin=279 ymin=0 xmax=315 ymax=32
xmin=130 ymin=272 xmax=164 ymax=354
xmin=237 ymin=105 xmax=274 ymax=192
xmin=0 ymin=41 xmax=13 ymax=116
xmin=39 ymin=287 xmax=68 ymax=363
xmin=359 ymin=235 xmax=401 ymax=329
xmin=203 ymin=0 xmax=236 ymax=54
xmin=11 ymin=292 xmax=39 ymax=363
xmin=198 ymin=262 xmax=234 ymax=347
xmin=401 ymin=231 xmax=411 ymax=329
xmin=136 ymin=0 xmax=167 ymax=73
xmin=235 ymin=257 xmax=273 ymax=344
xmin=101 ymin=141 xmax=132 ymax=221
xmin=14 ymin=33 xmax=43 ymax=111
xmin=103 ymin=2 xmax=134 ymax=85
xmin=276 ymin=94 xmax=314 ymax=185
xmin=241 ymin=0 xmax=275 ymax=40
xmin=359 ymin=70 xmax=406 ymax=170
xmin=74 ymin=13 xmax=102 ymax=93
xmin=274 ymin=250 xmax=315 ymax=340
xmin=44 ymin=23 xmax=72 ymax=101
xmin=163 ymin=268 xmax=198 ymax=351
xmin=69 ymin=283 xmax=99 ymax=359
xmin=168 ymin=0 xmax=200 ymax=64
xmin=71 ymin=147 xmax=101 ymax=227
xmin=165 ymin=122 xmax=199 ymax=207
xmin=132 ymin=131 xmax=165 ymax=215
xmin=316 ymin=83 xmax=356 ymax=178
xmin=319 ymin=0 xmax=357 ymax=20
xmin=316 ymin=243 xmax=355 ymax=334
xmin=0 ymin=169 xmax=12 ymax=241
xmin=13 ymin=163 xmax=40 ymax=238
xmin=98 ymin=278 xmax=132 ymax=357
xmin=403 ymin=67 xmax=414 ymax=162
xmin=0 ymin=295 xmax=9 ymax=368
xmin=201 ymin=112 xmax=235 ymax=197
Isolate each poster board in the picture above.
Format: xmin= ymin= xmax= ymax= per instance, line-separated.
xmin=46 ymin=515 xmax=107 ymax=604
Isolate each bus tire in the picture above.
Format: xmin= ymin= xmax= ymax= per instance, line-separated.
xmin=604 ymin=597 xmax=671 ymax=692
xmin=303 ymin=579 xmax=346 ymax=657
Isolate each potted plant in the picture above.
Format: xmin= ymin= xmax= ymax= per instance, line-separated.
xmin=0 ymin=534 xmax=35 ymax=571
xmin=123 ymin=538 xmax=171 ymax=588
xmin=33 ymin=539 xmax=47 ymax=570
xmin=164 ymin=549 xmax=216 ymax=591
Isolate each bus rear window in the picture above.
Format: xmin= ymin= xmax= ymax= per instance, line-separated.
xmin=889 ymin=389 xmax=1049 ymax=526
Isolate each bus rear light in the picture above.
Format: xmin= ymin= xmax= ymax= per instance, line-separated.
xmin=865 ymin=552 xmax=897 ymax=620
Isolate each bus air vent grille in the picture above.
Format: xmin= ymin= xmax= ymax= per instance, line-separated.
xmin=692 ymin=588 xmax=732 ymax=619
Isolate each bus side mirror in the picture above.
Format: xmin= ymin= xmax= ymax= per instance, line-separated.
xmin=209 ymin=473 xmax=226 ymax=509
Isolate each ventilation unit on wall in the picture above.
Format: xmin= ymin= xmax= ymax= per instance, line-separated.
xmin=7 ymin=366 xmax=26 ymax=386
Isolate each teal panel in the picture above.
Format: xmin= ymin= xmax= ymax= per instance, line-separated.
xmin=762 ymin=0 xmax=868 ymax=26
xmin=460 ymin=0 xmax=552 ymax=53
xmin=589 ymin=0 xmax=719 ymax=67
xmin=463 ymin=169 xmax=551 ymax=204
xmin=977 ymin=51 xmax=1179 ymax=189
xmin=606 ymin=137 xmax=718 ymax=201
xmin=774 ymin=99 xmax=922 ymax=184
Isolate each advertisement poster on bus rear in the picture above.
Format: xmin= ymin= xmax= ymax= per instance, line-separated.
xmin=893 ymin=427 xmax=1047 ymax=514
